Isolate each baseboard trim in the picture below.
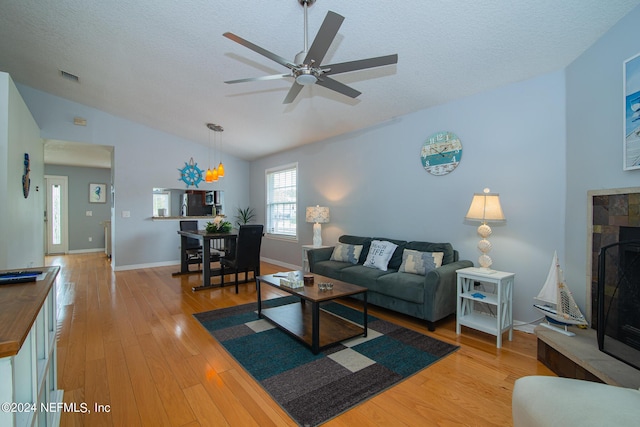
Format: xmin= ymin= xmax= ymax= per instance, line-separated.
xmin=112 ymin=257 xmax=300 ymax=272
xmin=260 ymin=257 xmax=300 ymax=271
xmin=114 ymin=260 xmax=180 ymax=271
xmin=67 ymin=248 xmax=105 ymax=254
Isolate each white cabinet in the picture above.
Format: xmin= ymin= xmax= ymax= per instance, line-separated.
xmin=0 ymin=267 xmax=63 ymax=427
xmin=456 ymin=267 xmax=514 ymax=348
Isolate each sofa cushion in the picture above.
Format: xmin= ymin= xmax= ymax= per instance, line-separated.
xmin=372 ymin=237 xmax=407 ymax=269
xmin=373 ymin=272 xmax=426 ymax=303
xmin=338 ymin=235 xmax=372 ymax=264
xmin=330 ymin=243 xmax=363 ymax=264
xmin=406 ymin=241 xmax=455 ymax=265
xmin=339 ymin=265 xmax=395 ymax=288
xmin=512 ymin=376 xmax=640 ymax=427
xmin=399 ymin=249 xmax=444 ymax=275
xmin=363 ymin=240 xmax=398 ymax=271
xmin=311 ymin=260 xmax=352 ymax=279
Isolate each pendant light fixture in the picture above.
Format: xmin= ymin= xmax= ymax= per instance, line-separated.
xmin=216 ymin=125 xmax=225 ymax=178
xmin=206 ymin=123 xmax=224 ymax=182
xmin=205 ymin=123 xmax=215 ymax=182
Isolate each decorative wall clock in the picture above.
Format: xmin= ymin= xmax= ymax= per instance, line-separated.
xmin=420 ymin=131 xmax=463 ymax=176
xmin=22 ymin=153 xmax=31 ymax=198
xmin=178 ymin=157 xmax=204 ymax=188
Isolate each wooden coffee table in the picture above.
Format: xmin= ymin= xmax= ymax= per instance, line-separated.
xmin=256 ymin=272 xmax=368 ymax=354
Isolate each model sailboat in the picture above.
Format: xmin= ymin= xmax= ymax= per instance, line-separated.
xmin=534 ymin=251 xmax=588 ymax=336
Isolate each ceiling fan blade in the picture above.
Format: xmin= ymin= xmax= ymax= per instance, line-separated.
xmin=304 ymin=11 xmax=344 ymax=65
xmin=315 ymin=76 xmax=361 ymax=99
xmin=223 ymin=32 xmax=296 ymax=69
xmin=323 ymin=54 xmax=398 ymax=75
xmin=225 ymin=74 xmax=290 ymax=84
xmin=283 ymin=82 xmax=304 ymax=104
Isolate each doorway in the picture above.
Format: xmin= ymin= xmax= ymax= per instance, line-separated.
xmin=45 ymin=175 xmax=69 ymax=254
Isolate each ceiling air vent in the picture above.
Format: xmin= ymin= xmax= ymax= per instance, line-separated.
xmin=59 ymin=70 xmax=79 ymax=83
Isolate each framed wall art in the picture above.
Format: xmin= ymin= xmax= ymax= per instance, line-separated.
xmin=624 ymin=52 xmax=640 ymax=170
xmin=89 ymin=183 xmax=107 ymax=203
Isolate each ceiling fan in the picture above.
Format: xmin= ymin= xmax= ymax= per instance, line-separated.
xmin=223 ymin=0 xmax=398 ymax=104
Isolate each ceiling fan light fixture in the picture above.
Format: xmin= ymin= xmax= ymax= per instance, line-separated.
xmin=223 ymin=0 xmax=398 ymax=103
xmin=295 ymin=73 xmax=317 ymax=85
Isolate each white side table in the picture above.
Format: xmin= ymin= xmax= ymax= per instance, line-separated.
xmin=456 ymin=267 xmax=514 ymax=348
xmin=302 ymin=244 xmax=330 ymax=272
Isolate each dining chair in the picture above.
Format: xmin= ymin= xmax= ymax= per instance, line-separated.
xmin=220 ymin=225 xmax=264 ymax=293
xmin=179 ymin=220 xmax=203 ymax=271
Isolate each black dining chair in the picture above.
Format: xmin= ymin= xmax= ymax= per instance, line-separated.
xmin=220 ymin=225 xmax=264 ymax=293
xmin=179 ymin=220 xmax=203 ymax=271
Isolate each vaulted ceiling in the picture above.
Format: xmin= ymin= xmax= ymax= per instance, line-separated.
xmin=1 ymin=0 xmax=639 ymax=161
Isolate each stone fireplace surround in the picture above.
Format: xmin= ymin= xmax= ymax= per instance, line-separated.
xmin=535 ymin=187 xmax=640 ymax=387
xmin=588 ymin=187 xmax=640 ymax=325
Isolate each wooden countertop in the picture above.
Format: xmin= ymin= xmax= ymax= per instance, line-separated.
xmin=0 ymin=266 xmax=60 ymax=358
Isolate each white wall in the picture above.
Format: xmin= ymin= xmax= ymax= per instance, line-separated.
xmin=0 ymin=73 xmax=44 ymax=269
xmin=251 ymin=70 xmax=567 ymax=322
xmin=17 ymin=84 xmax=251 ymax=270
xmin=565 ymin=5 xmax=640 ymax=319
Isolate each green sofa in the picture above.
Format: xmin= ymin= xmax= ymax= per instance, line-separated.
xmin=307 ymin=235 xmax=473 ymax=331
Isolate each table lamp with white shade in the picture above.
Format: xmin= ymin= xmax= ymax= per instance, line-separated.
xmin=465 ymin=188 xmax=506 ymax=270
xmin=306 ymin=205 xmax=330 ymax=247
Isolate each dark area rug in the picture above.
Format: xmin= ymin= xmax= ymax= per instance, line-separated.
xmin=194 ymin=296 xmax=458 ymax=427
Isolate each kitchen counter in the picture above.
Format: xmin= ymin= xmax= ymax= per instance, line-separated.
xmin=0 ymin=266 xmax=60 ymax=357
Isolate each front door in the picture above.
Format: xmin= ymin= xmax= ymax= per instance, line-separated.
xmin=45 ymin=175 xmax=69 ymax=254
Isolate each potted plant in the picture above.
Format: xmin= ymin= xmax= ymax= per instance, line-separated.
xmin=235 ymin=206 xmax=256 ymax=227
xmin=205 ymin=216 xmax=232 ymax=233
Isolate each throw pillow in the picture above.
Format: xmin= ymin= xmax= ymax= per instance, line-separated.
xmin=363 ymin=240 xmax=398 ymax=271
xmin=330 ymin=243 xmax=363 ymax=264
xmin=399 ymin=249 xmax=444 ymax=275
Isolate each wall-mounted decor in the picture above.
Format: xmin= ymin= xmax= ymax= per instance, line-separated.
xmin=624 ymin=52 xmax=640 ymax=170
xmin=22 ymin=153 xmax=31 ymax=198
xmin=420 ymin=131 xmax=463 ymax=176
xmin=178 ymin=157 xmax=204 ymax=188
xmin=89 ymin=183 xmax=107 ymax=203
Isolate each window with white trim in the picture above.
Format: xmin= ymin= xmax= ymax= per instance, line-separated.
xmin=266 ymin=163 xmax=297 ymax=238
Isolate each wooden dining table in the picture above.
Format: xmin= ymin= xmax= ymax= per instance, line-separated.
xmin=175 ymin=229 xmax=237 ymax=291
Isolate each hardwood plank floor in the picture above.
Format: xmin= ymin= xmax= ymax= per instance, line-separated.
xmin=47 ymin=253 xmax=554 ymax=426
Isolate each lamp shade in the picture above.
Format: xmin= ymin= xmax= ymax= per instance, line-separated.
xmin=465 ymin=190 xmax=505 ymax=223
xmin=306 ymin=206 xmax=330 ymax=223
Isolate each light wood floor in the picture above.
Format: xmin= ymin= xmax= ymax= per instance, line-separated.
xmin=47 ymin=252 xmax=554 ymax=427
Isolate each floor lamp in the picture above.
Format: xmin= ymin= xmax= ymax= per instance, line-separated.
xmin=465 ymin=188 xmax=506 ymax=271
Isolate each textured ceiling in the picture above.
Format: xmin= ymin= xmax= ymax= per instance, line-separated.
xmin=1 ymin=0 xmax=639 ymax=161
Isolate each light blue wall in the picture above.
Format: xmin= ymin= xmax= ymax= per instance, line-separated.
xmin=565 ymin=6 xmax=640 ymax=318
xmin=44 ymin=164 xmax=112 ymax=252
xmin=251 ymin=70 xmax=567 ymax=322
xmin=17 ymin=85 xmax=251 ymax=270
xmin=0 ymin=73 xmax=44 ymax=270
